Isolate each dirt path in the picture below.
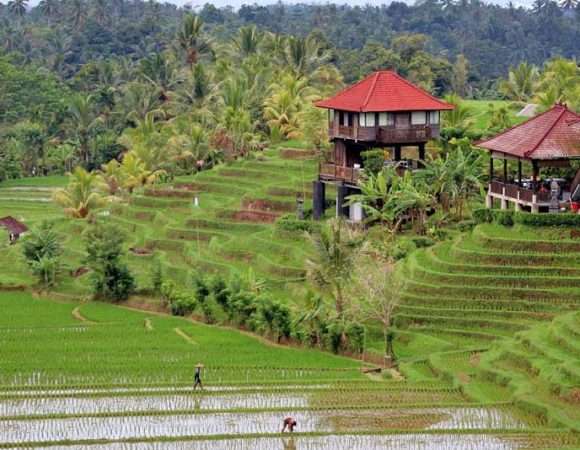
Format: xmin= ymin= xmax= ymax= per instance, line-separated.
xmin=174 ymin=327 xmax=198 ymax=345
xmin=72 ymin=306 xmax=96 ymax=324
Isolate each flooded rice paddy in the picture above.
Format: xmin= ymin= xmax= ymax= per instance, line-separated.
xmin=0 ymin=407 xmax=527 ymax=445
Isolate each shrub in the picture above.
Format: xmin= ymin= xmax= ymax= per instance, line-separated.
xmin=515 ymin=212 xmax=580 ymax=227
xmin=493 ymin=210 xmax=514 ymax=227
xmin=392 ymin=239 xmax=417 ymax=261
xmin=473 ymin=208 xmax=493 ymax=224
xmin=410 ymin=236 xmax=435 ymax=248
xmin=456 ymin=220 xmax=476 ymax=232
xmin=21 ymin=221 xmax=62 ymax=287
xmin=361 ymin=149 xmax=385 ymax=176
xmin=84 ymin=222 xmax=135 ymax=301
xmin=275 ymin=214 xmax=318 ymax=234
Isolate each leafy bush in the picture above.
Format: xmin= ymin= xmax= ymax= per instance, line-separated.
xmin=494 ymin=210 xmax=514 ymax=227
xmin=361 ymin=149 xmax=385 ymax=176
xmin=84 ymin=222 xmax=136 ymax=301
xmin=456 ymin=220 xmax=476 ymax=232
xmin=473 ymin=208 xmax=493 ymax=224
xmin=275 ymin=214 xmax=318 ymax=233
xmin=161 ymin=281 xmax=196 ymax=316
xmin=515 ymin=212 xmax=580 ymax=227
xmin=410 ymin=236 xmax=436 ymax=248
xmin=392 ymin=239 xmax=417 ymax=261
xmin=21 ymin=221 xmax=62 ymax=287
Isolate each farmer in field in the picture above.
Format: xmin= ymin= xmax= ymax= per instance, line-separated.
xmin=281 ymin=416 xmax=297 ymax=432
xmin=193 ymin=363 xmax=204 ymax=390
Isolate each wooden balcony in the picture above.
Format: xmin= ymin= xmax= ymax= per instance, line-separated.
xmin=488 ymin=180 xmax=554 ymax=212
xmin=319 ymin=163 xmax=361 ymax=185
xmin=330 ymin=125 xmax=437 ymax=144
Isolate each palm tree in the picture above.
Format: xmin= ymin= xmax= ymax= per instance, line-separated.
xmin=499 ymin=62 xmax=540 ymax=102
xmin=139 ymin=53 xmax=180 ymax=102
xmin=39 ymin=0 xmax=58 ymax=25
xmin=8 ymin=0 xmax=28 ymax=18
xmin=119 ymin=82 xmax=162 ymax=123
xmin=99 ymin=159 xmax=125 ymax=196
xmin=166 ymin=123 xmax=210 ymax=172
xmin=69 ymin=0 xmax=86 ymax=30
xmin=176 ymin=14 xmax=213 ymax=68
xmin=232 ymin=25 xmax=263 ymax=59
xmin=305 ymin=218 xmax=362 ymax=316
xmin=67 ymin=94 xmax=101 ymax=166
xmin=120 ymin=152 xmax=162 ymax=193
xmin=442 ymin=93 xmax=474 ymax=132
xmin=559 ymin=0 xmax=578 ymax=8
xmin=284 ymin=35 xmax=330 ymax=79
xmin=53 ymin=167 xmax=106 ymax=218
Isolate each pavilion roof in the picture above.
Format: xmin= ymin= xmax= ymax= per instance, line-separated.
xmin=477 ymin=104 xmax=580 ymax=160
xmin=315 ymin=71 xmax=454 ymax=113
xmin=0 ymin=216 xmax=28 ymax=235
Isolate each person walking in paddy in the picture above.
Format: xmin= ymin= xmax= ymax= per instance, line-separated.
xmin=193 ymin=363 xmax=204 ymax=390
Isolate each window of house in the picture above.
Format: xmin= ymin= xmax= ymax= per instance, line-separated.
xmin=378 ymin=113 xmax=395 ymax=126
xmin=365 ymin=113 xmax=376 ymax=127
xmin=411 ymin=111 xmax=427 ymax=125
xmin=429 ymin=111 xmax=440 ymax=125
xmin=340 ymin=111 xmax=349 ymax=127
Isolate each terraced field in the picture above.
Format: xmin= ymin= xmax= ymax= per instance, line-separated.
xmin=1 ymin=148 xmax=579 ymax=447
xmin=397 ymin=223 xmax=580 ymax=432
xmin=1 ymin=292 xmax=578 ymax=449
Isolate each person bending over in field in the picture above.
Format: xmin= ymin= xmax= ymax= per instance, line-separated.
xmin=193 ymin=363 xmax=203 ymax=390
xmin=282 ymin=417 xmax=297 ymax=432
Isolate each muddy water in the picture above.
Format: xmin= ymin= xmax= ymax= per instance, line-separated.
xmin=0 ymin=393 xmax=308 ymax=416
xmin=25 ymin=434 xmax=544 ymax=450
xmin=0 ymin=408 xmax=527 ymax=445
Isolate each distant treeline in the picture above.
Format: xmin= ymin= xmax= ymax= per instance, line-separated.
xmin=0 ymin=0 xmax=578 ymax=86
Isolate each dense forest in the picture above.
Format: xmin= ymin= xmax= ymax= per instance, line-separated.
xmin=0 ymin=0 xmax=579 ymax=181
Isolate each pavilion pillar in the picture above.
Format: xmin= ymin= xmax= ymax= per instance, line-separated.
xmin=394 ymin=145 xmax=402 ymax=161
xmin=518 ymin=160 xmax=523 ymax=186
xmin=336 ymin=184 xmax=350 ymax=218
xmin=500 ymin=198 xmax=508 ymax=210
xmin=486 ymin=193 xmax=493 ymax=209
xmin=489 ymin=157 xmax=494 ymax=183
xmin=312 ymin=180 xmax=326 ymax=220
xmin=503 ymin=159 xmax=508 ymax=183
xmin=532 ymin=160 xmax=539 ymax=189
xmin=418 ymin=143 xmax=426 ymax=161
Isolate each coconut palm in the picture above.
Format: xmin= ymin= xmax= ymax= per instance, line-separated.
xmin=119 ymin=82 xmax=162 ymax=123
xmin=176 ymin=14 xmax=213 ymax=68
xmin=8 ymin=0 xmax=28 ymax=17
xmin=166 ymin=123 xmax=210 ymax=172
xmin=232 ymin=25 xmax=263 ymax=59
xmin=118 ymin=110 xmax=168 ymax=171
xmin=442 ymin=93 xmax=474 ymax=132
xmin=284 ymin=35 xmax=330 ymax=79
xmin=53 ymin=167 xmax=106 ymax=218
xmin=67 ymin=94 xmax=102 ymax=166
xmin=306 ymin=218 xmax=362 ymax=316
xmin=499 ymin=62 xmax=540 ymax=102
xmin=559 ymin=0 xmax=578 ymax=8
xmin=120 ymin=152 xmax=162 ymax=193
xmin=139 ymin=53 xmax=181 ymax=102
xmin=39 ymin=0 xmax=58 ymax=24
xmin=99 ymin=159 xmax=125 ymax=196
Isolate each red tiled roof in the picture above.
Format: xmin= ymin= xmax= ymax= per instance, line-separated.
xmin=0 ymin=216 xmax=28 ymax=235
xmin=315 ymin=71 xmax=454 ymax=113
xmin=477 ymin=104 xmax=580 ymax=160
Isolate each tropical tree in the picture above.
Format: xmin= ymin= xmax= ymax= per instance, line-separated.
xmin=348 ymin=252 xmax=404 ymax=365
xmin=99 ymin=159 xmax=125 ymax=195
xmin=139 ymin=52 xmax=180 ymax=101
xmin=166 ymin=122 xmax=211 ymax=173
xmin=535 ymin=58 xmax=580 ymax=110
xmin=305 ymin=218 xmax=362 ymax=316
xmin=293 ymin=292 xmax=328 ymax=347
xmin=8 ymin=0 xmax=28 ymax=18
xmin=22 ymin=221 xmax=62 ymax=287
xmin=442 ymin=93 xmax=474 ymax=132
xmin=284 ymin=35 xmax=331 ymax=79
xmin=67 ymin=94 xmax=102 ymax=166
xmin=53 ymin=166 xmax=106 ymax=218
xmin=39 ymin=0 xmax=59 ymax=24
xmin=118 ymin=110 xmax=169 ymax=171
xmin=232 ymin=25 xmax=263 ymax=59
xmin=120 ymin=152 xmax=162 ymax=193
xmin=176 ymin=14 xmax=213 ymax=68
xmin=499 ymin=62 xmax=539 ymax=102
xmin=559 ymin=0 xmax=578 ymax=9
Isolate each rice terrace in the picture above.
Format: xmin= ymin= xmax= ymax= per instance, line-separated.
xmin=0 ymin=0 xmax=580 ymax=449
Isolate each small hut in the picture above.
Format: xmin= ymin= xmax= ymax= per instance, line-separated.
xmin=477 ymin=104 xmax=580 ymax=213
xmin=0 ymin=216 xmax=28 ymax=243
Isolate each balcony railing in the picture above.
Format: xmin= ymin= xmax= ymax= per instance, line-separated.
xmin=489 ymin=181 xmax=552 ymax=204
xmin=329 ymin=125 xmax=437 ymax=144
xmin=319 ymin=163 xmax=361 ymax=185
